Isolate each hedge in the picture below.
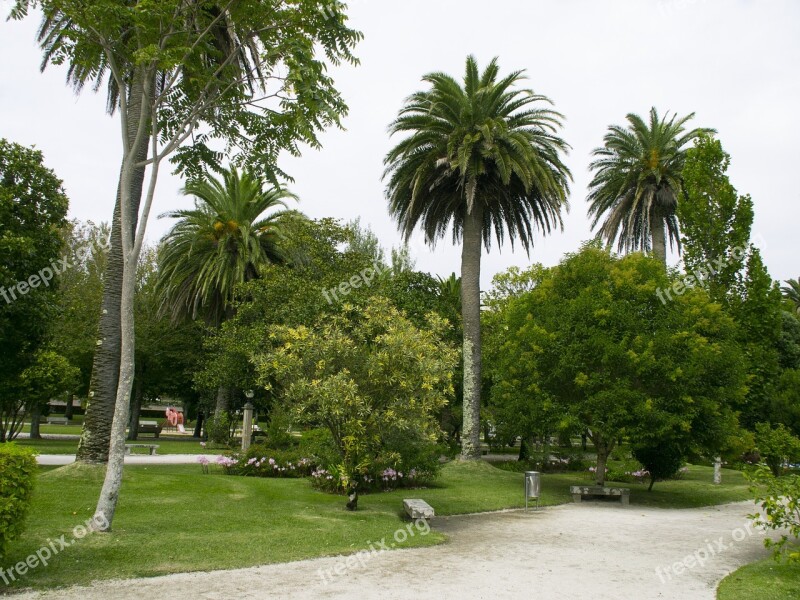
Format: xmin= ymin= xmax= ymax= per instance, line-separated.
xmin=0 ymin=443 xmax=36 ymax=557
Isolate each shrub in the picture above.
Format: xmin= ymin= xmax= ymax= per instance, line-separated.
xmin=747 ymin=465 xmax=800 ymax=563
xmin=205 ymin=412 xmax=234 ymax=446
xmin=0 ymin=444 xmax=36 ymax=557
xmin=223 ymin=445 xmax=315 ymax=478
xmin=633 ymin=443 xmax=685 ymax=491
xmin=754 ymin=422 xmax=800 ymax=477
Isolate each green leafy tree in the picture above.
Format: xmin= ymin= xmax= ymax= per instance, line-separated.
xmin=587 ymin=108 xmax=711 ymax=264
xmin=754 ymin=422 xmax=800 ymax=477
xmin=384 ymin=55 xmax=571 ymax=459
xmin=0 ymin=139 xmax=68 ymax=442
xmin=679 ymin=134 xmax=754 ymax=304
xmin=488 ymin=246 xmax=745 ymax=486
xmin=748 ymin=466 xmax=800 ymax=563
xmin=12 ymin=0 xmax=361 ymax=528
xmin=253 ymin=298 xmax=457 ymax=510
xmin=20 ymin=350 xmax=80 ymax=440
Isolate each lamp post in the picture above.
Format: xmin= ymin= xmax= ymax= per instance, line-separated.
xmin=242 ymin=390 xmax=255 ymax=451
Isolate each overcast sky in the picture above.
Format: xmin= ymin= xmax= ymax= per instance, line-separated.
xmin=1 ymin=0 xmax=797 ymax=288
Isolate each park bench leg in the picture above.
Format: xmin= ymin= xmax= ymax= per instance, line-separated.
xmin=572 ymin=494 xmax=582 ymax=503
xmin=621 ymin=495 xmax=630 ymax=506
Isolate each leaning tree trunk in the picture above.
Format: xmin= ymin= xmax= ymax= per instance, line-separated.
xmin=592 ymin=433 xmax=615 ymax=487
xmin=650 ymin=211 xmax=667 ymax=265
xmin=76 ymin=77 xmax=148 ymax=464
xmin=460 ymin=205 xmax=483 ymax=460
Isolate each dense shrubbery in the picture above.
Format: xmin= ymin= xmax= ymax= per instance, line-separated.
xmin=748 ymin=465 xmax=800 ymax=563
xmin=754 ymin=422 xmax=800 ymax=476
xmin=227 ymin=445 xmax=315 ymax=478
xmin=0 ymin=444 xmax=37 ymax=557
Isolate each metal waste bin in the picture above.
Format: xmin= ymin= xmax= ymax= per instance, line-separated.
xmin=525 ymin=471 xmax=541 ymax=511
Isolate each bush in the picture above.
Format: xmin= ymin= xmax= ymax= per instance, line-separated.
xmin=224 ymin=444 xmax=315 ymax=478
xmin=754 ymin=422 xmax=800 ymax=477
xmin=747 ymin=465 xmax=800 ymax=563
xmin=633 ymin=443 xmax=685 ymax=491
xmin=0 ymin=444 xmax=37 ymax=557
xmin=205 ymin=412 xmax=234 ymax=446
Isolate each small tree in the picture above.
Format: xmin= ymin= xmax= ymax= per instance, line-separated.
xmin=20 ymin=350 xmax=80 ymax=439
xmin=754 ymin=422 xmax=800 ymax=477
xmin=632 ymin=443 xmax=684 ymax=491
xmin=254 ymin=297 xmax=457 ymax=510
xmin=748 ymin=466 xmax=800 ymax=563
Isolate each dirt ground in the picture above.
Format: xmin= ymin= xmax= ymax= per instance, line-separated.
xmin=14 ymin=501 xmax=772 ymax=600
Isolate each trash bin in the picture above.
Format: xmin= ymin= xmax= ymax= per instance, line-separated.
xmin=525 ymin=471 xmax=541 ymax=511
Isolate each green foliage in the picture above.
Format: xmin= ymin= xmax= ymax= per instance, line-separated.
xmin=587 ymin=108 xmax=711 ymax=260
xmin=633 ymin=443 xmax=684 ymax=491
xmin=253 ymin=298 xmax=457 ymax=505
xmin=486 ymin=246 xmax=746 ymax=485
xmin=157 ymin=168 xmax=299 ymax=326
xmin=226 ymin=445 xmax=315 ymax=478
xmin=782 ymin=278 xmax=800 ymax=316
xmin=383 ymin=55 xmax=571 ymax=251
xmin=0 ymin=443 xmax=37 ymax=558
xmin=754 ymin=423 xmax=800 ymax=477
xmin=679 ymin=133 xmax=754 ymax=304
xmin=205 ymin=412 xmax=234 ymax=446
xmin=748 ymin=465 xmax=800 ymax=563
xmin=0 ymin=139 xmax=69 ymax=442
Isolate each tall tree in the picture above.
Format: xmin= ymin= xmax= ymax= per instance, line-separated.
xmin=384 ymin=56 xmax=571 ymax=459
xmin=679 ymin=133 xmax=754 ymax=304
xmin=587 ymin=108 xmax=711 ymax=264
xmin=17 ymin=0 xmax=362 ymax=466
xmin=157 ymin=167 xmax=297 ymax=415
xmin=0 ymin=139 xmax=68 ymax=442
xmin=12 ymin=0 xmax=360 ymax=528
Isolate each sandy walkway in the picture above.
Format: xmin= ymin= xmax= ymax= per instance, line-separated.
xmin=13 ymin=501 xmax=772 ymax=600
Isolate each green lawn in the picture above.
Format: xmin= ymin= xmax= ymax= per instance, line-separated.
xmin=15 ymin=436 xmax=212 ymax=455
xmin=1 ymin=460 xmax=754 ymax=591
xmin=717 ymin=556 xmax=800 ymax=599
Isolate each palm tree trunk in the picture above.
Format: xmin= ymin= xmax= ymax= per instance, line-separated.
xmin=650 ymin=212 xmax=667 ymax=265
xmin=76 ymin=75 xmax=148 ymax=464
xmin=214 ymin=386 xmax=233 ymax=416
xmin=460 ymin=205 xmax=483 ymax=460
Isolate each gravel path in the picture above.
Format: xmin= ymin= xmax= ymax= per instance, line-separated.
xmin=36 ymin=454 xmax=222 ymax=466
xmin=12 ymin=501 xmax=772 ymax=600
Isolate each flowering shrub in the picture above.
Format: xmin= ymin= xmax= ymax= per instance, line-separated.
xmin=309 ymin=461 xmax=436 ymax=493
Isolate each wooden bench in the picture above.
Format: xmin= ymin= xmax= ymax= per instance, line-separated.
xmin=137 ymin=421 xmax=162 ymax=438
xmin=46 ymin=417 xmax=69 ymax=425
xmin=570 ymin=485 xmax=630 ymax=505
xmin=125 ymin=444 xmax=160 ymax=456
xmin=403 ymin=498 xmax=435 ymax=520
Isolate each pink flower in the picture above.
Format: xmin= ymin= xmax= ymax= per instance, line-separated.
xmin=197 ymin=456 xmax=209 ymax=466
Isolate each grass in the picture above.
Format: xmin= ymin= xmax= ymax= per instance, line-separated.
xmin=15 ymin=436 xmax=211 ymax=455
xmin=717 ymin=556 xmax=800 ymax=599
xmin=1 ymin=461 xmax=755 ymax=591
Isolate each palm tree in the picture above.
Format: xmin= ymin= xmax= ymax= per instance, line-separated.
xmin=384 ymin=56 xmax=571 ymax=459
xmin=157 ymin=167 xmax=298 ymax=413
xmin=587 ymin=108 xmax=712 ymax=264
xmin=782 ymin=278 xmax=800 ymax=315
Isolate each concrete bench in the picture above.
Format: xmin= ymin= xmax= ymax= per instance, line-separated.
xmin=125 ymin=444 xmax=160 ymax=456
xmin=570 ymin=485 xmax=630 ymax=505
xmin=46 ymin=417 xmax=69 ymax=425
xmin=137 ymin=421 xmax=162 ymax=438
xmin=403 ymin=498 xmax=434 ymax=520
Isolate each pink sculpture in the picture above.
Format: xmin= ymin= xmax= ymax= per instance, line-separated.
xmin=165 ymin=407 xmax=186 ymax=433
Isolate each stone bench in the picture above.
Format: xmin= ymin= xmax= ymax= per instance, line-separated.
xmin=570 ymin=485 xmax=630 ymax=506
xmin=46 ymin=417 xmax=69 ymax=425
xmin=403 ymin=498 xmax=434 ymax=520
xmin=137 ymin=421 xmax=162 ymax=438
xmin=125 ymin=444 xmax=160 ymax=456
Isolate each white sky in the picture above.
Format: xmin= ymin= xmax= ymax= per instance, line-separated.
xmin=1 ymin=0 xmax=798 ymax=288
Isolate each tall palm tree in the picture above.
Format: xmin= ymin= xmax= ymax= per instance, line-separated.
xmin=587 ymin=108 xmax=712 ymax=264
xmin=384 ymin=56 xmax=572 ymax=460
xmin=157 ymin=167 xmax=298 ymax=412
xmin=782 ymin=278 xmax=800 ymax=315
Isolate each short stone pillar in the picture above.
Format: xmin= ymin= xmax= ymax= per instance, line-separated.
xmin=241 ymin=402 xmax=254 ymax=451
xmin=713 ymin=457 xmax=722 ymax=485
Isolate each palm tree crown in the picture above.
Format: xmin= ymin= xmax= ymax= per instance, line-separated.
xmin=782 ymin=278 xmax=800 ymax=315
xmin=384 ymin=55 xmax=572 ymax=251
xmin=587 ymin=107 xmax=712 ymax=263
xmin=157 ymin=167 xmax=298 ymax=325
